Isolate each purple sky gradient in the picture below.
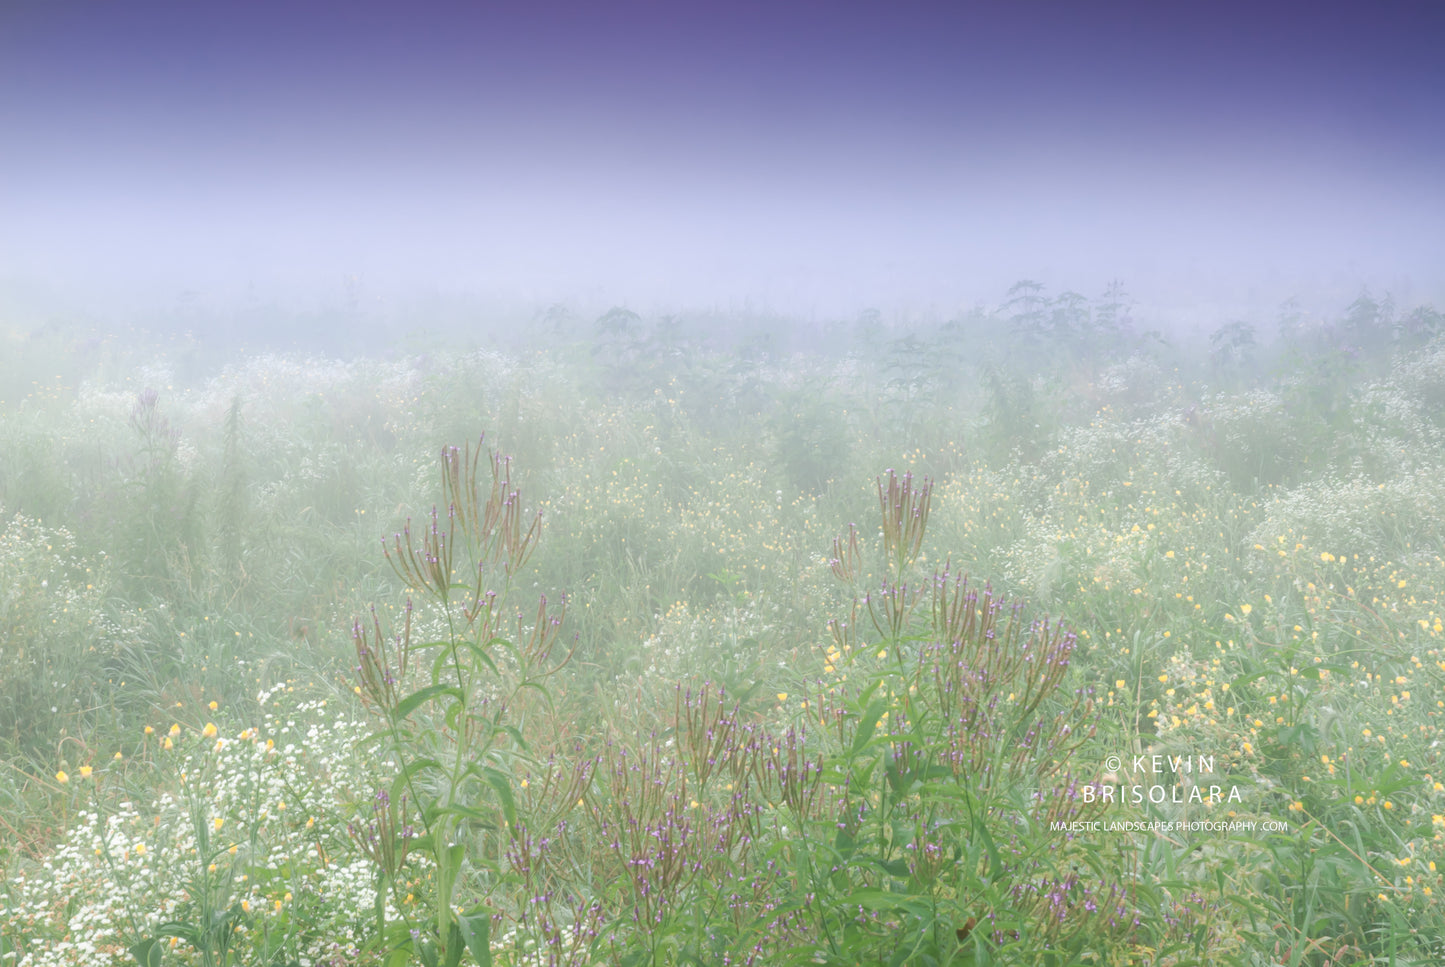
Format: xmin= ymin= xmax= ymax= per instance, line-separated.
xmin=2 ymin=0 xmax=1442 ymax=322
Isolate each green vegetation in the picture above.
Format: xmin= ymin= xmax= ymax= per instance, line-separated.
xmin=3 ymin=286 xmax=1444 ymax=965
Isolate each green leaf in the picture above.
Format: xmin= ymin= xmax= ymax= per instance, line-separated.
xmin=438 ymin=800 xmax=494 ymax=823
xmin=396 ymin=757 xmax=446 ymax=791
xmin=975 ymin=819 xmax=1002 ymax=879
xmin=852 ymin=698 xmax=889 ymax=757
xmin=441 ymin=841 xmax=466 ymax=900
xmin=431 ymin=647 xmax=453 ymax=683
xmin=881 ymin=856 xmax=911 ymax=879
xmin=444 ymin=920 xmax=464 ymax=967
xmin=497 ymin=723 xmax=528 ymax=751
xmin=356 ymin=728 xmax=394 ymax=754
xmin=1227 ymin=670 xmax=1267 ymax=692
xmin=461 ymin=639 xmax=501 ymax=675
xmin=395 ymin=683 xmax=466 ymax=721
xmin=154 ymin=921 xmax=202 ymax=945
xmin=382 ymin=922 xmax=417 ymax=967
xmin=1277 ymin=722 xmax=1318 ymax=756
xmin=129 ymin=939 xmax=163 ymax=967
xmin=483 ymin=765 xmax=518 ymax=826
xmin=458 ymin=906 xmax=493 ymax=966
xmin=838 ymin=888 xmax=928 ymax=918
xmin=885 ymin=753 xmax=906 ymax=794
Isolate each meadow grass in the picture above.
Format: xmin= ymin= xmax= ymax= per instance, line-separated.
xmin=2 ymin=294 xmax=1444 ymax=965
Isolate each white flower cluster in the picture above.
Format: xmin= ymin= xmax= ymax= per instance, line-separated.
xmin=1248 ymin=469 xmax=1445 ymax=563
xmin=1 ymin=687 xmax=390 ymax=966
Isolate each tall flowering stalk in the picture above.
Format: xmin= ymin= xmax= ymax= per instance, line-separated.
xmin=352 ymin=435 xmax=573 ymax=967
xmin=877 ymin=468 xmax=931 ymax=579
xmin=798 ymin=468 xmax=1122 ymax=960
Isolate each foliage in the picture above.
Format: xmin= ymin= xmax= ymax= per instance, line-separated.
xmin=349 ymin=438 xmax=573 ymax=967
xmin=5 ymin=288 xmax=1445 ymax=965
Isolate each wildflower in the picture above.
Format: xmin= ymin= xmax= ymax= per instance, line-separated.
xmin=56 ymin=770 xmax=69 ymax=784
xmin=135 ymin=843 xmax=146 ymax=856
xmin=169 ymin=724 xmax=181 ymax=737
xmin=144 ymin=725 xmax=155 ymax=735
xmin=79 ymin=765 xmax=92 ymax=778
xmin=209 ymin=700 xmax=219 ymax=711
xmin=202 ymin=722 xmax=218 ymax=738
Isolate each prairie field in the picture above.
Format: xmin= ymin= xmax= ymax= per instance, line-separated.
xmin=2 ymin=289 xmax=1444 ymax=966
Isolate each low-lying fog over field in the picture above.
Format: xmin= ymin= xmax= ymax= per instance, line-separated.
xmin=3 ymin=2 xmax=1443 ymax=964
xmin=4 ymin=0 xmax=1442 ymax=326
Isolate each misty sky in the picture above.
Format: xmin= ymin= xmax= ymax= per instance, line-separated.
xmin=2 ymin=0 xmax=1442 ymax=321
